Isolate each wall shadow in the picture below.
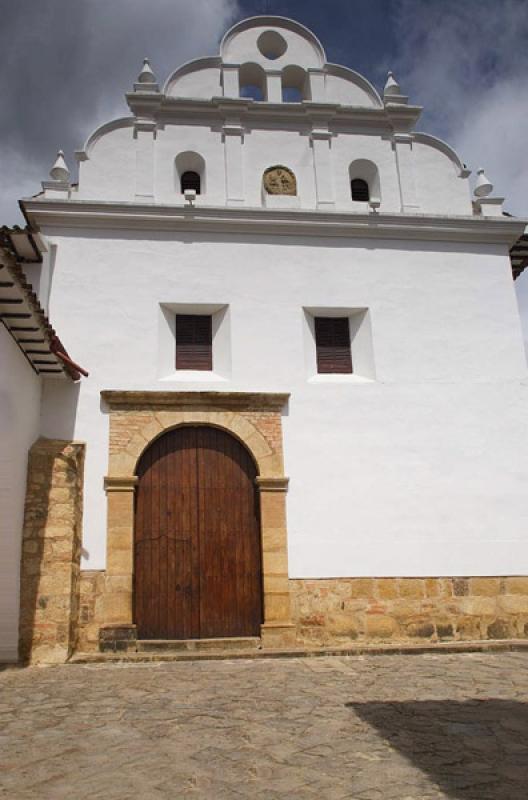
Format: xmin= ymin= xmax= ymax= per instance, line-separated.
xmin=347 ymin=699 xmax=528 ymax=799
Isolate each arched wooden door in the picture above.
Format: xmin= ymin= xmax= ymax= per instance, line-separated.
xmin=134 ymin=426 xmax=263 ymax=640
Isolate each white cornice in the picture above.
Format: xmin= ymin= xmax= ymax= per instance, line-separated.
xmin=125 ymin=93 xmax=422 ymax=132
xmin=21 ymin=198 xmax=526 ymax=246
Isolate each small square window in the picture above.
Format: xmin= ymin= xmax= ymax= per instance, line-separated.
xmin=175 ymin=314 xmax=212 ymax=370
xmin=314 ymin=316 xmax=352 ymax=374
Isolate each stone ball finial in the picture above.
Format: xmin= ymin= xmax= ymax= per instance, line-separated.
xmin=474 ymin=167 xmax=493 ymax=198
xmin=49 ymin=150 xmax=70 ymax=182
xmin=138 ymin=58 xmax=157 ymax=84
xmin=384 ymin=71 xmax=401 ymax=96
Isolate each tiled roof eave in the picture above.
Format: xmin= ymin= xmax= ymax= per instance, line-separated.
xmin=0 ymin=245 xmax=88 ymax=381
xmin=511 ymin=232 xmax=528 ymax=280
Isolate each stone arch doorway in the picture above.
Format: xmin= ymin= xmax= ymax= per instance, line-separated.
xmin=134 ymin=425 xmax=263 ymax=640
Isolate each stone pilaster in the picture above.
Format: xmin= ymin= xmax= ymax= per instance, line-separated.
xmin=19 ymin=438 xmax=85 ymax=665
xmin=222 ymin=120 xmax=245 ymax=206
xmin=257 ymin=477 xmax=296 ymax=648
xmin=310 ymin=126 xmax=335 ymax=209
xmin=134 ymin=122 xmax=156 ymax=200
xmin=307 ymin=69 xmax=326 ymax=102
xmin=266 ymin=70 xmax=282 ymax=102
xmin=222 ymin=64 xmax=240 ymax=98
xmin=393 ymin=134 xmax=420 ymax=212
xmin=103 ymin=476 xmax=137 ymax=624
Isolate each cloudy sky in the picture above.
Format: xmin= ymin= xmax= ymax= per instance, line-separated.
xmin=2 ymin=0 xmax=527 ymax=338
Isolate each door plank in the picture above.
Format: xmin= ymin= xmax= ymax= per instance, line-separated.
xmin=134 ymin=426 xmax=263 ymax=639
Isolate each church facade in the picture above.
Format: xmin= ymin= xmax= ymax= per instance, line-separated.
xmin=4 ymin=16 xmax=528 ymax=663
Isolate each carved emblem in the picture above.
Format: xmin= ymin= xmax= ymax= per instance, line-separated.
xmin=263 ymin=165 xmax=297 ymax=196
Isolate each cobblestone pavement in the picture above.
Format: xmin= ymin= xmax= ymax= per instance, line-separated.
xmin=1 ymin=652 xmax=528 ymax=799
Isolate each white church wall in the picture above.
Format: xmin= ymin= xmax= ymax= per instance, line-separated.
xmin=77 ymin=123 xmax=136 ymax=201
xmin=324 ymin=69 xmax=381 ymax=107
xmin=22 ymin=247 xmax=55 ymax=313
xmin=167 ymin=64 xmax=222 ymax=99
xmin=413 ymin=140 xmax=472 ymax=215
xmin=243 ymin=127 xmax=317 ymax=208
xmin=0 ymin=326 xmax=41 ymax=661
xmin=66 ymin=14 xmax=475 ymax=217
xmin=286 ymin=380 xmax=528 ymax=578
xmin=155 ymin=124 xmax=226 ymax=206
xmin=332 ymin=135 xmax=400 ymax=211
xmin=74 ymin=117 xmax=473 ymax=215
xmin=39 ymin=229 xmax=528 ymax=578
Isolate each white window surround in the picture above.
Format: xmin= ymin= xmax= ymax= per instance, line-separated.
xmin=157 ymin=303 xmax=231 ymax=382
xmin=303 ymin=306 xmax=376 ymax=382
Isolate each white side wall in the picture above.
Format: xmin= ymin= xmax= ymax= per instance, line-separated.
xmin=39 ymin=230 xmax=528 ymax=579
xmin=0 ymin=326 xmax=41 ymax=662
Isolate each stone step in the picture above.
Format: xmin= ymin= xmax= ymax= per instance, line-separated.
xmin=69 ymin=638 xmax=528 ymax=666
xmin=136 ymin=637 xmax=261 ymax=653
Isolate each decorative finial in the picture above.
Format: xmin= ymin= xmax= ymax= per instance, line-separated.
xmin=384 ymin=71 xmax=401 ymax=97
xmin=49 ymin=150 xmax=70 ymax=182
xmin=138 ymin=58 xmax=157 ymax=84
xmin=474 ymin=168 xmax=493 ymax=198
xmin=133 ymin=58 xmax=160 ymax=93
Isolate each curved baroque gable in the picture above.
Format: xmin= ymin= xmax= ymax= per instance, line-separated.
xmin=221 ymin=15 xmax=326 ymax=69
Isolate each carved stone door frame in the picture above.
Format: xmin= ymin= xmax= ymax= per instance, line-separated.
xmin=101 ymin=391 xmax=295 ymax=648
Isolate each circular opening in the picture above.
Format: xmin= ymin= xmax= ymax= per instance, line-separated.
xmin=257 ymin=30 xmax=287 ymax=60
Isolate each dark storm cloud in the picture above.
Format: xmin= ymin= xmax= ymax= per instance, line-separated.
xmin=0 ymin=0 xmax=240 ymax=223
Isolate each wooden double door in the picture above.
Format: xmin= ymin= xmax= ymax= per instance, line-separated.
xmin=134 ymin=426 xmax=263 ymax=640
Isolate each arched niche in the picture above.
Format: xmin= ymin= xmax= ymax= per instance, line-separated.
xmin=281 ymin=65 xmax=310 ymax=102
xmin=175 ymin=151 xmax=206 ymax=195
xmin=348 ymin=159 xmax=381 ymax=205
xmin=239 ymin=62 xmax=267 ymax=100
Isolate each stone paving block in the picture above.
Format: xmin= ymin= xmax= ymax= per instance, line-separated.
xmin=1 ymin=653 xmax=528 ymax=798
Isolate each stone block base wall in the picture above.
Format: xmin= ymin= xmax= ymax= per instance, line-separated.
xmin=19 ymin=438 xmax=85 ymax=665
xmin=74 ymin=573 xmax=528 ymax=653
xmin=291 ymin=577 xmax=528 ymax=646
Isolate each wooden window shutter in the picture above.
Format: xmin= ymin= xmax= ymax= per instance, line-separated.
xmin=314 ymin=316 xmax=352 ymax=374
xmin=176 ymin=314 xmax=212 ymax=370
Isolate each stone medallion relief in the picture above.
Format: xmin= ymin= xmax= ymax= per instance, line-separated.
xmin=263 ymin=166 xmax=297 ymax=196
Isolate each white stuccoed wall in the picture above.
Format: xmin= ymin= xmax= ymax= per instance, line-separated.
xmin=75 ymin=123 xmax=472 ymax=215
xmin=73 ymin=18 xmax=471 ymax=215
xmin=29 ymin=15 xmax=528 ymax=581
xmin=38 ymin=231 xmax=528 ymax=577
xmin=0 ymin=326 xmax=41 ymax=661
